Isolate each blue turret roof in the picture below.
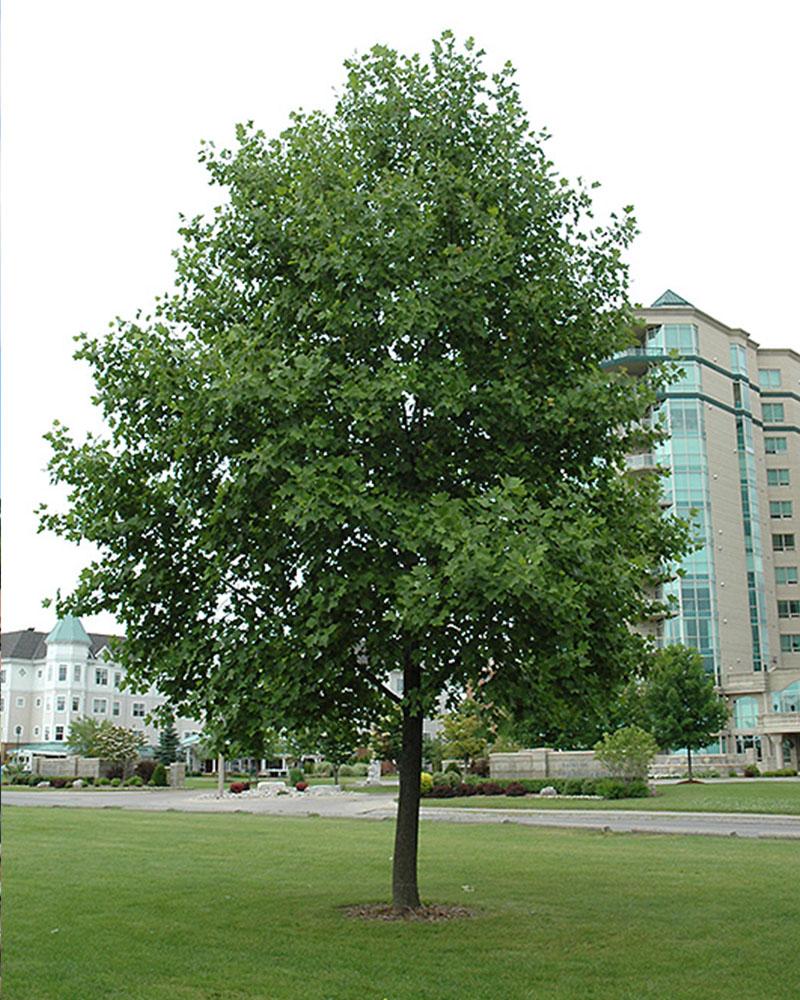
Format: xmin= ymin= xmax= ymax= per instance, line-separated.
xmin=45 ymin=615 xmax=92 ymax=646
xmin=651 ymin=289 xmax=693 ymax=308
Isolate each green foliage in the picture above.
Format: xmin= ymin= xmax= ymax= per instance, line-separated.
xmin=109 ymin=777 xmax=122 ymax=787
xmin=156 ymin=719 xmax=180 ymax=765
xmin=288 ymin=767 xmax=304 ymax=785
xmin=125 ymin=775 xmax=144 ymax=787
xmin=641 ymin=646 xmax=729 ymax=776
xmin=440 ymin=698 xmax=490 ymax=769
xmin=421 ymin=734 xmax=445 ymax=772
xmin=594 ymin=726 xmax=659 ymax=781
xmin=596 ymin=778 xmax=650 ymax=800
xmin=420 ymin=771 xmax=433 ymax=795
xmin=67 ymin=716 xmax=113 ymax=757
xmin=150 ymin=763 xmax=168 ymax=787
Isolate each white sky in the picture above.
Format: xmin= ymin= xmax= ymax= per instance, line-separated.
xmin=2 ymin=0 xmax=799 ymax=634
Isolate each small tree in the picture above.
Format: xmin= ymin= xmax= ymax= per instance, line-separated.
xmin=94 ymin=724 xmax=147 ymax=777
xmin=642 ymin=645 xmax=730 ymax=780
xmin=156 ymin=718 xmax=180 ymax=765
xmin=440 ymin=698 xmax=490 ymax=774
xmin=307 ymin=718 xmax=364 ymax=786
xmin=67 ymin=716 xmax=112 ymax=757
xmin=594 ymin=726 xmax=659 ymax=781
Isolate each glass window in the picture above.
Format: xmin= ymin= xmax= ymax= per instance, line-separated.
xmin=72 ymin=696 xmax=80 ymax=711
xmin=663 ymin=324 xmax=698 ymax=352
xmin=35 ymin=697 xmax=42 ymax=708
xmin=770 ymin=500 xmax=793 ymax=519
xmin=55 ymin=726 xmax=65 ymax=741
xmin=765 ymin=437 xmax=788 ymax=454
xmin=773 ymin=534 xmax=796 ymax=551
xmin=15 ymin=725 xmax=24 ymax=738
xmin=730 ymin=343 xmax=748 ymax=375
xmin=776 ymin=567 xmax=799 ymax=585
xmin=772 ymin=682 xmax=800 ymax=713
xmin=671 ymin=361 xmax=701 ymax=391
xmin=733 ymin=697 xmax=759 ymax=728
xmin=73 ymin=664 xmax=81 ymax=682
xmin=47 ymin=666 xmax=53 ymax=681
xmin=762 ymin=403 xmax=785 ymax=422
xmin=33 ymin=726 xmax=40 ymax=737
xmin=16 ymin=696 xmax=25 ymax=708
xmin=95 ymin=668 xmax=108 ymax=686
xmin=92 ymin=698 xmax=107 ymax=714
xmin=44 ymin=726 xmax=49 ymax=740
xmin=114 ymin=672 xmax=122 ymax=689
xmin=58 ymin=664 xmax=68 ymax=681
xmin=0 ymin=669 xmax=5 ymax=683
xmin=132 ymin=703 xmax=146 ymax=718
xmin=56 ymin=696 xmax=66 ymax=711
xmin=780 ymin=635 xmax=800 ymax=653
xmin=778 ymin=601 xmax=800 ymax=618
xmin=758 ymin=369 xmax=782 ymax=388
xmin=112 ymin=701 xmax=121 ymax=716
xmin=767 ymin=468 xmax=790 ymax=487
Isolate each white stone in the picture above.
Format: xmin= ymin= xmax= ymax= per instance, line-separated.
xmin=539 ymin=785 xmax=558 ymax=797
xmin=72 ymin=779 xmax=84 ymax=788
xmin=37 ymin=781 xmax=51 ymax=788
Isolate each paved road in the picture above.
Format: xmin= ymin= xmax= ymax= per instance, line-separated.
xmin=5 ymin=789 xmax=800 ymax=839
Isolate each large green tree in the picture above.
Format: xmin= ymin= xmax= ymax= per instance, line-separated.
xmin=41 ymin=34 xmax=688 ymax=910
xmin=641 ymin=645 xmax=729 ymax=780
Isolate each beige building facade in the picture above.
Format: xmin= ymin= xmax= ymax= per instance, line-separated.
xmin=0 ymin=616 xmax=201 ymax=757
xmin=614 ymin=290 xmax=799 ymax=769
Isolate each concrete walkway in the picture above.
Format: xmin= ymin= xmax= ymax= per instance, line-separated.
xmin=5 ymin=788 xmax=800 ymax=839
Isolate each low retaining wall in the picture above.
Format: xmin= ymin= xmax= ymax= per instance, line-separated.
xmin=33 ymin=756 xmax=111 ymax=779
xmin=490 ymin=748 xmax=756 ymax=780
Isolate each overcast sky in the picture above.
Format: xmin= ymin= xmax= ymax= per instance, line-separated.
xmin=2 ymin=0 xmax=799 ymax=634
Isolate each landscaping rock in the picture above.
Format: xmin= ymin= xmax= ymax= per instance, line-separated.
xmin=72 ymin=779 xmax=84 ymax=788
xmin=539 ymin=785 xmax=558 ymax=797
xmin=37 ymin=781 xmax=51 ymax=788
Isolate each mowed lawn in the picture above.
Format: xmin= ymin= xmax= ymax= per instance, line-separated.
xmin=422 ymin=780 xmax=800 ymax=815
xmin=5 ymin=808 xmax=799 ymax=1000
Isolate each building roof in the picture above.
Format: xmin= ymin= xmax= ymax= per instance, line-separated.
xmin=651 ymin=289 xmax=693 ymax=308
xmin=2 ymin=621 xmax=123 ymax=661
xmin=46 ymin=614 xmax=92 ymax=646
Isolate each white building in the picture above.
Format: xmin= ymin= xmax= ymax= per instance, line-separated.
xmin=0 ymin=615 xmax=201 ymax=756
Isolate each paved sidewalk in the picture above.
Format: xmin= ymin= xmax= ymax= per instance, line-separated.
xmin=5 ymin=788 xmax=800 ymax=838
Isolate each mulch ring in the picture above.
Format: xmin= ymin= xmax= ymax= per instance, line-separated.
xmin=341 ymin=903 xmax=476 ymax=922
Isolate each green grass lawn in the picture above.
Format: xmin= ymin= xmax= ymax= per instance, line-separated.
xmin=5 ymin=807 xmax=799 ymax=1000
xmin=421 ymin=780 xmax=800 ymax=815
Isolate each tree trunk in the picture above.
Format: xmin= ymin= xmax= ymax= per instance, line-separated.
xmin=391 ymin=657 xmax=423 ymax=911
xmin=687 ymin=746 xmax=693 ymax=781
xmin=216 ymin=753 xmax=225 ymax=797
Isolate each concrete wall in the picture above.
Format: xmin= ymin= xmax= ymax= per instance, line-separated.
xmin=490 ymin=748 xmax=756 ymax=780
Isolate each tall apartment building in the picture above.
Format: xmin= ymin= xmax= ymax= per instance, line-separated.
xmin=612 ymin=290 xmax=799 ymax=770
xmin=0 ymin=615 xmax=201 ymax=756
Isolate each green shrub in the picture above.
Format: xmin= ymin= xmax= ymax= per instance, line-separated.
xmin=597 ymin=778 xmax=649 ymax=800
xmin=150 ymin=763 xmax=168 ymax=786
xmin=562 ymin=778 xmax=585 ymax=796
xmin=444 ymin=761 xmax=462 ymax=776
xmin=351 ymin=763 xmax=368 ymax=777
xmin=125 ymin=775 xmax=143 ymax=786
xmin=288 ymin=766 xmax=305 ymax=784
xmin=314 ymin=762 xmax=333 ymax=777
xmin=337 ymin=764 xmax=355 ymax=778
xmin=742 ymin=764 xmax=761 ymax=778
xmin=110 ymin=777 xmax=122 ymax=787
xmin=97 ymin=777 xmax=110 ymax=786
xmin=761 ymin=768 xmax=797 ymax=777
xmin=420 ymin=771 xmax=433 ymax=795
xmin=303 ymin=760 xmax=315 ymax=776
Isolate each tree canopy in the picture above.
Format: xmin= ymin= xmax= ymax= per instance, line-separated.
xmin=42 ymin=33 xmax=689 ymax=908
